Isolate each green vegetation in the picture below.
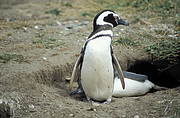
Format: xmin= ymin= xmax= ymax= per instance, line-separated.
xmin=130 ymin=15 xmax=141 ymax=24
xmin=33 ymin=38 xmax=65 ymax=49
xmin=101 ymin=0 xmax=180 ymax=61
xmin=0 ymin=53 xmax=29 ymax=63
xmin=62 ymin=3 xmax=72 ymax=7
xmin=81 ymin=12 xmax=92 ymax=17
xmin=126 ymin=0 xmax=179 ymax=12
xmin=113 ymin=37 xmax=139 ymax=47
xmin=145 ymin=37 xmax=180 ymax=60
xmin=126 ymin=0 xmax=180 ymax=23
xmin=140 ymin=32 xmax=155 ymax=40
xmin=0 ymin=0 xmax=11 ymax=5
xmin=36 ymin=32 xmax=45 ymax=38
xmin=45 ymin=8 xmax=62 ymax=15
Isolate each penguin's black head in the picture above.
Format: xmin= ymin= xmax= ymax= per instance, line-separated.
xmin=93 ymin=10 xmax=129 ymax=29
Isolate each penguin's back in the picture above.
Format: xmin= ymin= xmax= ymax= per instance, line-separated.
xmin=113 ymin=76 xmax=155 ymax=97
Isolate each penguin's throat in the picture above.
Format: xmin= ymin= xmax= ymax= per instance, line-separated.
xmin=89 ymin=30 xmax=113 ymax=40
xmin=88 ymin=25 xmax=113 ymax=39
xmin=93 ymin=25 xmax=112 ymax=32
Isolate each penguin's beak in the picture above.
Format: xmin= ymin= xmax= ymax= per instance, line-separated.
xmin=116 ymin=17 xmax=129 ymax=26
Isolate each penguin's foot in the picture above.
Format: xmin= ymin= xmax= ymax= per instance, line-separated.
xmin=86 ymin=96 xmax=91 ymax=101
xmin=86 ymin=96 xmax=100 ymax=106
xmin=153 ymin=85 xmax=169 ymax=90
xmin=87 ymin=96 xmax=94 ymax=103
xmin=70 ymin=87 xmax=84 ymax=95
xmin=103 ymin=98 xmax=111 ymax=104
xmin=86 ymin=96 xmax=111 ymax=104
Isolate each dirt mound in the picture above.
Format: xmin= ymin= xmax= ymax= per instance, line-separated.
xmin=0 ymin=0 xmax=179 ymax=117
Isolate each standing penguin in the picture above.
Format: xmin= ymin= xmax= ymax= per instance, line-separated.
xmin=70 ymin=10 xmax=129 ymax=103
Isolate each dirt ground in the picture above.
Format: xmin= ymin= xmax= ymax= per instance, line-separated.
xmin=0 ymin=0 xmax=179 ymax=118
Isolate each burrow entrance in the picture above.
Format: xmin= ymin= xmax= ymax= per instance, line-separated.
xmin=127 ymin=60 xmax=180 ymax=88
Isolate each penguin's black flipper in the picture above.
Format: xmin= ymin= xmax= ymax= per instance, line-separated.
xmin=69 ymin=53 xmax=83 ymax=90
xmin=70 ymin=77 xmax=84 ymax=95
xmin=123 ymin=71 xmax=148 ymax=81
xmin=111 ymin=52 xmax=125 ymax=89
xmin=114 ymin=70 xmax=148 ymax=82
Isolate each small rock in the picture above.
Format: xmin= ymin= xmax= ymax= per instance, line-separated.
xmin=29 ymin=104 xmax=36 ymax=112
xmin=167 ymin=35 xmax=177 ymax=38
xmin=9 ymin=19 xmax=16 ymax=21
xmin=0 ymin=99 xmax=3 ymax=104
xmin=114 ymin=33 xmax=119 ymax=37
xmin=42 ymin=57 xmax=47 ymax=61
xmin=29 ymin=104 xmax=34 ymax=109
xmin=134 ymin=115 xmax=139 ymax=118
xmin=50 ymin=24 xmax=56 ymax=26
xmin=69 ymin=114 xmax=74 ymax=117
xmin=148 ymin=25 xmax=153 ymax=28
xmin=157 ymin=100 xmax=166 ymax=103
xmin=139 ymin=28 xmax=144 ymax=31
xmin=34 ymin=26 xmax=44 ymax=30
xmin=23 ymin=27 xmax=28 ymax=32
xmin=149 ymin=110 xmax=156 ymax=113
xmin=58 ymin=104 xmax=62 ymax=108
xmin=122 ymin=115 xmax=126 ymax=118
xmin=34 ymin=26 xmax=39 ymax=29
xmin=151 ymin=28 xmax=158 ymax=30
xmin=93 ymin=108 xmax=97 ymax=112
xmin=59 ymin=31 xmax=64 ymax=34
xmin=56 ymin=21 xmax=62 ymax=26
xmin=120 ymin=29 xmax=125 ymax=32
xmin=87 ymin=107 xmax=97 ymax=112
xmin=175 ymin=31 xmax=180 ymax=34
xmin=74 ymin=20 xmax=79 ymax=23
xmin=79 ymin=21 xmax=89 ymax=26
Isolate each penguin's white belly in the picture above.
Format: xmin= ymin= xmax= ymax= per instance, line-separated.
xmin=113 ymin=77 xmax=155 ymax=97
xmin=81 ymin=37 xmax=113 ymax=101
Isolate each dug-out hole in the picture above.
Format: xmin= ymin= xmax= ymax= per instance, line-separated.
xmin=32 ymin=59 xmax=179 ymax=89
xmin=127 ymin=60 xmax=180 ymax=88
xmin=31 ymin=64 xmax=74 ymax=87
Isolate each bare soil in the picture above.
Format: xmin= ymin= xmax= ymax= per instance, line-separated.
xmin=0 ymin=0 xmax=179 ymax=118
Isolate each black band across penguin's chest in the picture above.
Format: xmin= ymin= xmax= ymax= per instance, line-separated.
xmin=82 ymin=34 xmax=112 ymax=53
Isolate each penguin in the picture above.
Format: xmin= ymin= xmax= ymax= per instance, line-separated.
xmin=69 ymin=10 xmax=129 ymax=103
xmin=112 ymin=71 xmax=155 ymax=97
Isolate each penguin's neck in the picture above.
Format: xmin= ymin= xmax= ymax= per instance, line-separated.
xmin=88 ymin=25 xmax=113 ymax=39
